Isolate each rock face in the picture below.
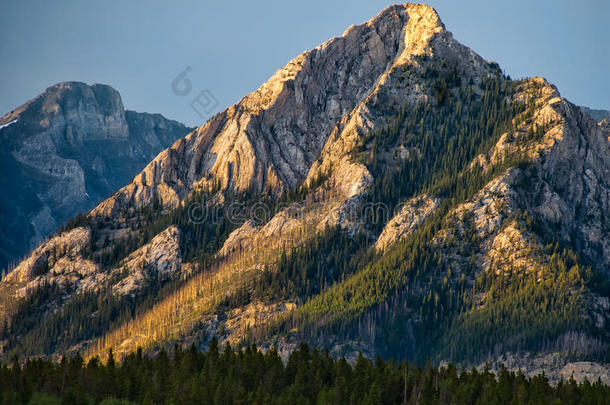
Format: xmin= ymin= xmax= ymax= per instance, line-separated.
xmin=375 ymin=194 xmax=440 ymax=251
xmin=533 ymin=103 xmax=610 ymax=269
xmin=2 ymin=2 xmax=610 ymax=383
xmin=0 ymin=82 xmax=192 ymax=271
xmin=112 ymin=226 xmax=182 ymax=296
xmin=0 ymin=224 xmax=183 ymax=325
xmin=485 ymin=353 xmax=610 ymax=386
xmin=0 ymin=227 xmax=98 ymax=318
xmin=93 ymin=3 xmax=492 ymax=217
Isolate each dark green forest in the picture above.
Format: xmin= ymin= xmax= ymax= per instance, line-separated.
xmin=2 ymin=342 xmax=609 ymax=405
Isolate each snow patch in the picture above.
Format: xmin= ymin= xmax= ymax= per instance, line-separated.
xmin=0 ymin=119 xmax=17 ymax=130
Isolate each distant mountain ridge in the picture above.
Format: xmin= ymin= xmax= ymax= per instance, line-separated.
xmin=581 ymin=106 xmax=610 ymax=123
xmin=1 ymin=3 xmax=610 ymax=384
xmin=0 ymin=81 xmax=192 ymax=270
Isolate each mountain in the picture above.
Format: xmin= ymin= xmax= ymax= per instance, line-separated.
xmin=0 ymin=82 xmax=192 ymax=271
xmin=582 ymin=107 xmax=610 ymax=123
xmin=1 ymin=3 xmax=610 ymax=383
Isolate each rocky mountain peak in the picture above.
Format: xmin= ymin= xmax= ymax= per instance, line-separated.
xmin=0 ymin=82 xmax=191 ymax=271
xmin=1 ymin=81 xmax=128 ymax=143
xmin=42 ymin=81 xmax=125 ymax=117
xmin=91 ymin=3 xmax=483 ymax=217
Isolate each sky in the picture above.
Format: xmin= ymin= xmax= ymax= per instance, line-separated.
xmin=1 ymin=0 xmax=608 ymax=127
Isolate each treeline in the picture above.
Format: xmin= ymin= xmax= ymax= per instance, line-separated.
xmin=2 ymin=341 xmax=609 ymax=405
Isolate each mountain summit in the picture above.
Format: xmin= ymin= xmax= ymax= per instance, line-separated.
xmin=2 ymin=3 xmax=610 ymax=383
xmin=93 ymin=3 xmax=488 ymax=215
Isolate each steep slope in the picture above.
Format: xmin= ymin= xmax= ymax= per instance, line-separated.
xmin=92 ymin=3 xmax=474 ymax=216
xmin=1 ymin=3 xmax=609 ymax=381
xmin=0 ymin=82 xmax=192 ymax=271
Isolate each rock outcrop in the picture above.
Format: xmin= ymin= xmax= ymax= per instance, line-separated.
xmin=0 ymin=224 xmax=183 ymax=320
xmin=112 ymin=226 xmax=182 ymax=296
xmin=485 ymin=353 xmax=610 ymax=386
xmin=375 ymin=194 xmax=440 ymax=251
xmin=0 ymin=227 xmax=98 ymax=318
xmin=529 ymin=94 xmax=610 ymax=268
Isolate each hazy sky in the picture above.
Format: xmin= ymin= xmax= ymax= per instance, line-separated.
xmin=1 ymin=0 xmax=608 ymax=127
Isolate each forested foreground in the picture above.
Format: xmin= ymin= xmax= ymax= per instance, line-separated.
xmin=1 ymin=341 xmax=609 ymax=405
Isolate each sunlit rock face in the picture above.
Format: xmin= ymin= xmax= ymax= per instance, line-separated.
xmin=93 ymin=4 xmax=482 ymax=215
xmin=0 ymin=81 xmax=192 ymax=270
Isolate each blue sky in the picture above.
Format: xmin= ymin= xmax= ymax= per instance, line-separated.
xmin=1 ymin=0 xmax=608 ymax=127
